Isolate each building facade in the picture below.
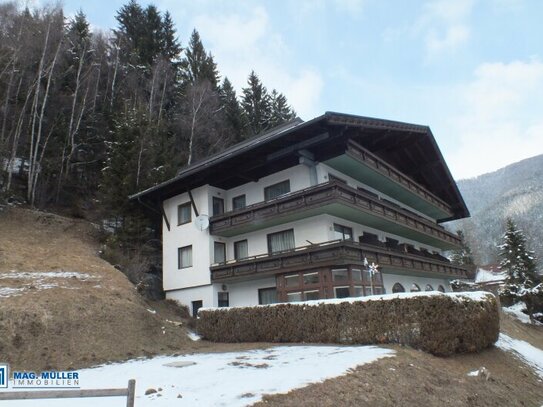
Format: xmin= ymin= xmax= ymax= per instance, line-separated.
xmin=132 ymin=112 xmax=469 ymax=315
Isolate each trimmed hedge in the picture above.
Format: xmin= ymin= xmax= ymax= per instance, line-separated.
xmin=197 ymin=292 xmax=499 ymax=356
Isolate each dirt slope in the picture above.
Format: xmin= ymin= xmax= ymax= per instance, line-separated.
xmin=0 ymin=207 xmax=193 ymax=371
xmin=255 ymin=345 xmax=543 ymax=407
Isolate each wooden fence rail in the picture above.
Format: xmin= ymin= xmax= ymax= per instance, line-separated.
xmin=0 ymin=379 xmax=136 ymax=406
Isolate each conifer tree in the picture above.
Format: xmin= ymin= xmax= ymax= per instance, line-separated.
xmin=270 ymin=89 xmax=296 ymax=127
xmin=220 ymin=77 xmax=247 ymax=142
xmin=450 ymin=230 xmax=473 ymax=265
xmin=180 ymin=29 xmax=219 ymax=89
xmin=450 ymin=230 xmax=476 ymax=278
xmin=241 ymin=71 xmax=271 ymax=136
xmin=499 ymin=218 xmax=539 ymax=289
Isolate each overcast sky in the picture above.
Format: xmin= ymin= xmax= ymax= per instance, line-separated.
xmin=58 ymin=0 xmax=543 ymax=180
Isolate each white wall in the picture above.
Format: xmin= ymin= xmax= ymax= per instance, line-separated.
xmin=226 ymin=277 xmax=277 ymax=307
xmin=381 ymin=272 xmax=452 ymax=293
xmin=221 ymin=164 xmax=312 ymax=211
xmin=161 ymin=162 xmax=446 ymax=295
xmin=212 ymin=215 xmax=332 ymax=263
xmin=166 ymin=284 xmax=217 ymax=316
xmin=162 ymin=185 xmax=214 ymax=291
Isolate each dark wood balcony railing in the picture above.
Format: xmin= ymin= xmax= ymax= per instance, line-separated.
xmin=345 ymin=139 xmax=453 ymax=217
xmin=210 ymin=239 xmax=467 ymax=282
xmin=210 ymin=180 xmax=461 ymax=248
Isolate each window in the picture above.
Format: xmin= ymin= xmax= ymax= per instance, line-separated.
xmin=214 ymin=242 xmax=226 ymax=264
xmin=212 ymin=197 xmax=224 ymax=216
xmin=178 ymin=246 xmax=192 ymax=269
xmin=264 ymin=180 xmax=290 ymax=200
xmin=192 ymin=300 xmax=202 ymax=316
xmin=353 ymin=286 xmax=363 ymax=297
xmin=352 ymin=269 xmax=362 ymax=283
xmin=177 ymin=202 xmax=191 ymax=225
xmin=334 ymin=286 xmax=350 ymax=298
xmin=232 ymin=194 xmax=246 ymax=210
xmin=303 ymin=272 xmax=319 ymax=285
xmin=392 ymin=283 xmax=405 ymax=293
xmin=267 ymin=229 xmax=295 ymax=253
xmin=437 ymin=285 xmax=445 ymax=293
xmin=304 ymin=290 xmax=319 ymax=301
xmin=410 ymin=283 xmax=421 ymax=292
xmin=234 ymin=240 xmax=248 ymax=260
xmin=363 ymin=286 xmax=373 ymax=296
xmin=425 ymin=284 xmax=434 ymax=291
xmin=218 ymin=292 xmax=229 ymax=307
xmin=332 ymin=269 xmax=349 ymax=282
xmin=285 ymin=274 xmax=300 ymax=287
xmin=333 ymin=224 xmax=353 ymax=241
xmin=259 ymin=287 xmax=277 ymax=305
xmin=373 ymin=286 xmax=384 ymax=295
xmin=287 ymin=292 xmax=302 ymax=302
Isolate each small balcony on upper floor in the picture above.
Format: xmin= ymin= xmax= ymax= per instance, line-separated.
xmin=210 ymin=239 xmax=467 ymax=283
xmin=209 ymin=180 xmax=462 ymax=250
xmin=324 ymin=139 xmax=454 ymax=220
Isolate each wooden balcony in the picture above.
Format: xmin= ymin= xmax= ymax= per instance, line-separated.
xmin=210 ymin=181 xmax=462 ymax=250
xmin=325 ymin=140 xmax=454 ymax=220
xmin=210 ymin=239 xmax=467 ymax=282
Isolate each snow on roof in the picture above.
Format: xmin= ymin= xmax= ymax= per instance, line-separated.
xmin=475 ymin=268 xmax=507 ymax=283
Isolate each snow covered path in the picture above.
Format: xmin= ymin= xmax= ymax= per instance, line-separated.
xmin=496 ymin=334 xmax=543 ymax=378
xmin=1 ymin=345 xmax=394 ymax=406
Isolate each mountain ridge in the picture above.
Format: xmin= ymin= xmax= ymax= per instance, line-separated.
xmin=446 ymin=154 xmax=543 ymax=265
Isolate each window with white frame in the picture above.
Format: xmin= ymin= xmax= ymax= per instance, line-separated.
xmin=264 ymin=180 xmax=290 ymax=200
xmin=178 ymin=246 xmax=192 ymax=269
xmin=234 ymin=239 xmax=248 ymax=260
xmin=267 ymin=229 xmax=295 ymax=253
xmin=214 ymin=242 xmax=226 ymax=264
xmin=177 ymin=202 xmax=191 ymax=225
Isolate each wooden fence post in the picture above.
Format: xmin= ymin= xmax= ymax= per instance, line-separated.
xmin=126 ymin=379 xmax=136 ymax=407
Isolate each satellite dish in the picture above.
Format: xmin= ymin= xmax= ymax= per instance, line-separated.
xmin=194 ymin=215 xmax=209 ymax=231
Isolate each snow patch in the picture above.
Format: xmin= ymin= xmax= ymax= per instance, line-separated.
xmin=187 ymin=331 xmax=201 ymax=341
xmin=5 ymin=345 xmax=395 ymax=406
xmin=503 ymin=302 xmax=536 ymax=325
xmin=496 ymin=334 xmax=543 ymax=378
xmin=0 ymin=270 xmax=96 ymax=280
xmin=475 ymin=268 xmax=507 ymax=283
xmin=0 ymin=270 xmax=100 ymax=298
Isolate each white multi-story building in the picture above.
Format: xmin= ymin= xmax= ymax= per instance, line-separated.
xmin=131 ymin=112 xmax=469 ymax=315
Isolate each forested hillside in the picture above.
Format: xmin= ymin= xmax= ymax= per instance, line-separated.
xmin=0 ymin=0 xmax=296 ymax=242
xmin=446 ymin=154 xmax=543 ymax=265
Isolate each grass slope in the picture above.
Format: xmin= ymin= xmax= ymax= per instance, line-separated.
xmin=0 ymin=207 xmax=191 ymax=371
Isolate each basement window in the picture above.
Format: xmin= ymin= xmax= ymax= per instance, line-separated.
xmin=287 ymin=292 xmax=302 ymax=302
xmin=303 ymin=290 xmax=319 ymax=301
xmin=334 ymin=286 xmax=350 ymax=299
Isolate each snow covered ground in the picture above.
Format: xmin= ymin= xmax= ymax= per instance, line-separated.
xmin=1 ymin=345 xmax=394 ymax=406
xmin=496 ymin=334 xmax=543 ymax=378
xmin=503 ymin=302 xmax=533 ymax=324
